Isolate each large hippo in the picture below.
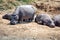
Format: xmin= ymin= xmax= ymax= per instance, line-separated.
xmin=52 ymin=14 xmax=60 ymax=26
xmin=3 ymin=5 xmax=37 ymax=25
xmin=35 ymin=13 xmax=55 ymax=27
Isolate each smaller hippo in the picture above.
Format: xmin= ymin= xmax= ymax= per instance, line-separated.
xmin=35 ymin=13 xmax=55 ymax=27
xmin=52 ymin=14 xmax=60 ymax=26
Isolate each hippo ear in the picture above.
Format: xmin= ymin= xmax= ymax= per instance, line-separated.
xmin=2 ymin=14 xmax=11 ymax=20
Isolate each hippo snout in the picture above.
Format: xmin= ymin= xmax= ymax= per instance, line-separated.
xmin=50 ymin=23 xmax=55 ymax=28
xmin=2 ymin=15 xmax=7 ymax=19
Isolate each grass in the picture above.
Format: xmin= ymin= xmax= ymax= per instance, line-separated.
xmin=0 ymin=0 xmax=36 ymax=11
xmin=0 ymin=0 xmax=20 ymax=10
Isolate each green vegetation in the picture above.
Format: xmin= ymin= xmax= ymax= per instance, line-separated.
xmin=19 ymin=0 xmax=35 ymax=4
xmin=0 ymin=0 xmax=36 ymax=11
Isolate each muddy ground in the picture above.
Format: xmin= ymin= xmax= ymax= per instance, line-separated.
xmin=0 ymin=9 xmax=60 ymax=40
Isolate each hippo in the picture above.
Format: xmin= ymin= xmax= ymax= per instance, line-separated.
xmin=2 ymin=5 xmax=37 ymax=25
xmin=35 ymin=13 xmax=55 ymax=27
xmin=52 ymin=14 xmax=60 ymax=26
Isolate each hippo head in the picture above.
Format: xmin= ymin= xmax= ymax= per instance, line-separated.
xmin=2 ymin=14 xmax=11 ymax=20
xmin=46 ymin=20 xmax=55 ymax=28
xmin=10 ymin=14 xmax=19 ymax=25
xmin=3 ymin=14 xmax=19 ymax=25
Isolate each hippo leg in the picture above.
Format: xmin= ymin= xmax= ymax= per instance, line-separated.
xmin=31 ymin=18 xmax=33 ymax=21
xmin=18 ymin=19 xmax=23 ymax=23
xmin=21 ymin=19 xmax=23 ymax=23
xmin=23 ymin=19 xmax=25 ymax=22
xmin=26 ymin=19 xmax=29 ymax=22
xmin=28 ymin=18 xmax=32 ymax=22
xmin=30 ymin=19 xmax=32 ymax=22
xmin=23 ymin=19 xmax=26 ymax=22
xmin=30 ymin=17 xmax=34 ymax=22
xmin=18 ymin=20 xmax=22 ymax=23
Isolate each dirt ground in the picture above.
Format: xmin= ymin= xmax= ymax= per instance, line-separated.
xmin=0 ymin=9 xmax=60 ymax=40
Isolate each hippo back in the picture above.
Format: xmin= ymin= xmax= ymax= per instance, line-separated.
xmin=19 ymin=5 xmax=35 ymax=18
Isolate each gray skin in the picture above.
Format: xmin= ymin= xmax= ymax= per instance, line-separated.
xmin=52 ymin=15 xmax=60 ymax=26
xmin=35 ymin=14 xmax=55 ymax=27
xmin=2 ymin=5 xmax=36 ymax=25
